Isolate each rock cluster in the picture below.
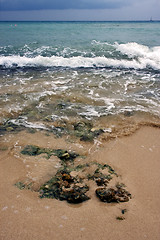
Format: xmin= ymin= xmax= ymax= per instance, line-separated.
xmin=20 ymin=145 xmax=132 ymax=204
xmin=40 ymin=170 xmax=90 ymax=203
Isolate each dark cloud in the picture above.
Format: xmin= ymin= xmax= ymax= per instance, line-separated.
xmin=0 ymin=0 xmax=129 ymax=11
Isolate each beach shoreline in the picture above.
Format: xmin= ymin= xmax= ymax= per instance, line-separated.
xmin=0 ymin=126 xmax=160 ymax=240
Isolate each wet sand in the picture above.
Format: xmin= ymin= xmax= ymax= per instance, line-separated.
xmin=0 ymin=126 xmax=160 ymax=240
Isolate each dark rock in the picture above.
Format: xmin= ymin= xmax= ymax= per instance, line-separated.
xmin=39 ymin=170 xmax=90 ymax=204
xmin=116 ymin=216 xmax=125 ymax=220
xmin=74 ymin=122 xmax=92 ymax=132
xmin=80 ymin=132 xmax=95 ymax=142
xmin=96 ymin=186 xmax=131 ymax=203
xmin=53 ymin=149 xmax=79 ymax=161
xmin=66 ymin=185 xmax=90 ymax=203
xmin=73 ymin=121 xmax=104 ymax=142
xmin=121 ymin=209 xmax=127 ymax=214
xmin=124 ymin=111 xmax=134 ymax=117
xmin=96 ymin=178 xmax=108 ymax=186
xmin=21 ymin=145 xmax=79 ymax=161
xmin=56 ymin=102 xmax=68 ymax=109
xmin=0 ymin=120 xmax=22 ymax=134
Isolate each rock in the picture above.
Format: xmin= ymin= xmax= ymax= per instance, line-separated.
xmin=66 ymin=185 xmax=90 ymax=203
xmin=121 ymin=209 xmax=127 ymax=214
xmin=53 ymin=149 xmax=79 ymax=161
xmin=73 ymin=121 xmax=104 ymax=142
xmin=96 ymin=186 xmax=131 ymax=203
xmin=80 ymin=132 xmax=95 ymax=142
xmin=6 ymin=127 xmax=14 ymax=132
xmin=96 ymin=178 xmax=108 ymax=186
xmin=0 ymin=120 xmax=21 ymax=134
xmin=21 ymin=145 xmax=41 ymax=156
xmin=43 ymin=115 xmax=53 ymax=122
xmin=21 ymin=145 xmax=79 ymax=161
xmin=116 ymin=216 xmax=125 ymax=220
xmin=74 ymin=122 xmax=92 ymax=132
xmin=39 ymin=170 xmax=90 ymax=204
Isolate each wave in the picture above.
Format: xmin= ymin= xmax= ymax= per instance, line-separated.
xmin=0 ymin=42 xmax=160 ymax=71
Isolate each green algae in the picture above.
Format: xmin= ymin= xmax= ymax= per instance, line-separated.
xmin=15 ymin=181 xmax=32 ymax=190
xmin=0 ymin=146 xmax=8 ymax=151
xmin=21 ymin=145 xmax=49 ymax=156
xmin=21 ymin=145 xmax=79 ymax=161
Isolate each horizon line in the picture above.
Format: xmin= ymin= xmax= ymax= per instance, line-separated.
xmin=0 ymin=20 xmax=160 ymax=22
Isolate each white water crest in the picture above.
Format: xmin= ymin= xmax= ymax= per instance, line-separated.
xmin=0 ymin=42 xmax=160 ymax=70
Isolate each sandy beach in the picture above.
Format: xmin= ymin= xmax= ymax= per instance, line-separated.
xmin=0 ymin=126 xmax=160 ymax=240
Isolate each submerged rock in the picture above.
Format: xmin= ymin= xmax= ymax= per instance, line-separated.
xmin=74 ymin=121 xmax=92 ymax=132
xmin=73 ymin=121 xmax=104 ymax=142
xmin=0 ymin=120 xmax=23 ymax=134
xmin=96 ymin=185 xmax=131 ymax=203
xmin=53 ymin=149 xmax=79 ymax=162
xmin=21 ymin=145 xmax=79 ymax=161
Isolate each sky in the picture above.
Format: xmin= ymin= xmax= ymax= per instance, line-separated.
xmin=0 ymin=0 xmax=160 ymax=21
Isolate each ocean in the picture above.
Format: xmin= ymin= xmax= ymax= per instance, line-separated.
xmin=0 ymin=21 xmax=160 ymax=138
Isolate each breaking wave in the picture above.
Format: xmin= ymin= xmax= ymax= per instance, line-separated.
xmin=0 ymin=42 xmax=160 ymax=71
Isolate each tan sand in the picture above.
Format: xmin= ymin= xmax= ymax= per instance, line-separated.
xmin=0 ymin=126 xmax=160 ymax=240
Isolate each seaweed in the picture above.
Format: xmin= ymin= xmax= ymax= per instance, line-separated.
xmin=15 ymin=181 xmax=32 ymax=190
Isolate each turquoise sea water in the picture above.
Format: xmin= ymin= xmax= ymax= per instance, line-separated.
xmin=0 ymin=21 xmax=160 ymax=133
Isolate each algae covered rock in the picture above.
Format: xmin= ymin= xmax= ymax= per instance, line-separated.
xmin=21 ymin=145 xmax=42 ymax=156
xmin=21 ymin=145 xmax=78 ymax=161
xmin=53 ymin=149 xmax=79 ymax=162
xmin=73 ymin=121 xmax=104 ymax=142
xmin=19 ymin=143 xmax=131 ymax=205
xmin=87 ymin=162 xmax=116 ymax=186
xmin=96 ymin=185 xmax=131 ymax=203
xmin=40 ymin=170 xmax=90 ymax=204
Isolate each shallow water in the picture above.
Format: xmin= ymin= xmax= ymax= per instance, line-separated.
xmin=0 ymin=21 xmax=160 ymax=137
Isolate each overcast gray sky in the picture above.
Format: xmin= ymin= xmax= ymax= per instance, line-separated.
xmin=0 ymin=0 xmax=160 ymax=21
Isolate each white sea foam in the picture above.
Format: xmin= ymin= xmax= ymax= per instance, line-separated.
xmin=0 ymin=42 xmax=160 ymax=70
xmin=10 ymin=117 xmax=48 ymax=130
